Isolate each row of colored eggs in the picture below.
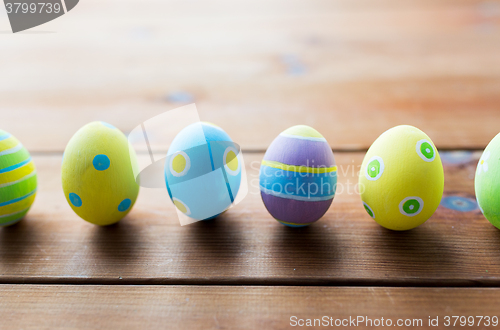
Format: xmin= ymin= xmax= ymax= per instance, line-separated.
xmin=0 ymin=122 xmax=499 ymax=231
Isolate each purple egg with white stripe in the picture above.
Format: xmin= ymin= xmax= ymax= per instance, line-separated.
xmin=259 ymin=125 xmax=337 ymax=227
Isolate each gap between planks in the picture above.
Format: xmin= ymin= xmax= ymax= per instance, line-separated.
xmin=29 ymin=148 xmax=487 ymax=156
xmin=2 ymin=279 xmax=500 ymax=288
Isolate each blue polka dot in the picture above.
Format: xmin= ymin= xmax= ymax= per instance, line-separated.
xmin=93 ymin=154 xmax=110 ymax=171
xmin=100 ymin=122 xmax=116 ymax=129
xmin=441 ymin=196 xmax=478 ymax=212
xmin=118 ymin=198 xmax=132 ymax=212
xmin=69 ymin=193 xmax=82 ymax=207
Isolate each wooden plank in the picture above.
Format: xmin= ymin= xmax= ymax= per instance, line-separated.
xmin=1 ymin=285 xmax=500 ymax=329
xmin=1 ymin=152 xmax=498 ymax=286
xmin=1 ymin=0 xmax=500 ymax=151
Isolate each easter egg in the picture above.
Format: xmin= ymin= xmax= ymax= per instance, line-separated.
xmin=359 ymin=125 xmax=444 ymax=231
xmin=0 ymin=130 xmax=37 ymax=226
xmin=165 ymin=122 xmax=242 ymax=221
xmin=61 ymin=122 xmax=140 ymax=226
xmin=259 ymin=125 xmax=337 ymax=227
xmin=475 ymin=132 xmax=500 ymax=229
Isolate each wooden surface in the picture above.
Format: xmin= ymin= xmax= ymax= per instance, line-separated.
xmin=2 ymin=0 xmax=500 ymax=328
xmin=1 ymin=152 xmax=499 ymax=287
xmin=2 ymin=285 xmax=500 ymax=330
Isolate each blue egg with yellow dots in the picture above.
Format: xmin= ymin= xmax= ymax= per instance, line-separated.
xmin=165 ymin=122 xmax=242 ymax=221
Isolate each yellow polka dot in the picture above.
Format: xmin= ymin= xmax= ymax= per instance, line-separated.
xmin=226 ymin=150 xmax=238 ymax=171
xmin=481 ymin=160 xmax=484 ymax=165
xmin=172 ymin=154 xmax=186 ymax=173
xmin=174 ymin=200 xmax=188 ymax=213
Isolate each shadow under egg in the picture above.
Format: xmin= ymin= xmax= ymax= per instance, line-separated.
xmin=0 ymin=218 xmax=40 ymax=264
xmin=87 ymin=216 xmax=141 ymax=264
xmin=181 ymin=213 xmax=245 ymax=258
xmin=268 ymin=221 xmax=341 ymax=279
xmin=372 ymin=224 xmax=460 ymax=279
xmin=176 ymin=213 xmax=246 ymax=279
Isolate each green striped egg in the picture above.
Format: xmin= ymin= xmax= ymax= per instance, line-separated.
xmin=0 ymin=130 xmax=37 ymax=226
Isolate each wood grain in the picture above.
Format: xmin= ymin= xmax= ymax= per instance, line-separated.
xmin=1 ymin=151 xmax=498 ymax=286
xmin=1 ymin=0 xmax=500 ymax=151
xmin=1 ymin=285 xmax=500 ymax=330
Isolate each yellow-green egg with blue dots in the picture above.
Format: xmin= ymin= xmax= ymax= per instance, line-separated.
xmin=61 ymin=122 xmax=140 ymax=226
xmin=0 ymin=129 xmax=37 ymax=226
xmin=475 ymin=132 xmax=500 ymax=230
xmin=359 ymin=125 xmax=444 ymax=231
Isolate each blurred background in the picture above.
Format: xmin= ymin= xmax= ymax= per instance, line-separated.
xmin=1 ymin=0 xmax=500 ymax=152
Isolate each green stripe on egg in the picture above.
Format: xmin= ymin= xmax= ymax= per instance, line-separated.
xmin=0 ymin=141 xmax=31 ymax=170
xmin=0 ymin=208 xmax=30 ymax=226
xmin=0 ymin=174 xmax=37 ymax=204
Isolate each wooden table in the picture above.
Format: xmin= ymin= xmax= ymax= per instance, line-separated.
xmin=2 ymin=0 xmax=500 ymax=328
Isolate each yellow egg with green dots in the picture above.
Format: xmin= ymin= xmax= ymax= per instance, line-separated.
xmin=359 ymin=125 xmax=444 ymax=231
xmin=0 ymin=129 xmax=37 ymax=226
xmin=61 ymin=122 xmax=140 ymax=226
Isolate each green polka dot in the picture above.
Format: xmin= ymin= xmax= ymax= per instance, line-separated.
xmin=367 ymin=159 xmax=381 ymax=178
xmin=420 ymin=142 xmax=434 ymax=160
xmin=365 ymin=156 xmax=385 ymax=181
xmin=363 ymin=203 xmax=375 ymax=219
xmin=416 ymin=140 xmax=436 ymax=162
xmin=403 ymin=199 xmax=420 ymax=214
xmin=399 ymin=197 xmax=424 ymax=217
